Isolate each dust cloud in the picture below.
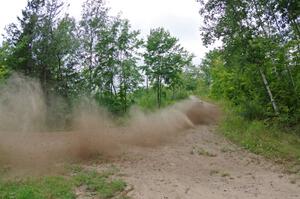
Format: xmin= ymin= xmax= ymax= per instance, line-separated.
xmin=0 ymin=74 xmax=220 ymax=173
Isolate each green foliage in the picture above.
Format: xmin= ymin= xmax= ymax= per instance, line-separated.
xmin=3 ymin=0 xmax=80 ymax=100
xmin=74 ymin=170 xmax=126 ymax=198
xmin=198 ymin=0 xmax=300 ymax=167
xmin=0 ymin=176 xmax=75 ymax=199
xmin=0 ymin=65 xmax=9 ymax=82
xmin=78 ymin=1 xmax=144 ymax=114
xmin=136 ymin=55 xmax=204 ymax=111
xmin=134 ymin=89 xmax=158 ymax=110
xmin=0 ymin=0 xmax=200 ymax=121
xmin=93 ymin=17 xmax=143 ymax=113
xmin=79 ymin=0 xmax=109 ymax=92
xmin=198 ymin=0 xmax=300 ymax=125
xmin=0 ymin=168 xmax=127 ymax=199
xmin=0 ymin=43 xmax=11 ymax=80
xmin=218 ymin=101 xmax=300 ymax=171
xmin=134 ymin=88 xmax=174 ymax=110
xmin=143 ymin=27 xmax=193 ymax=107
xmin=182 ymin=63 xmax=210 ymax=96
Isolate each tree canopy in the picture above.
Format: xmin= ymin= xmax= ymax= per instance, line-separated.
xmin=198 ymin=0 xmax=300 ymax=124
xmin=0 ymin=0 xmax=196 ymax=116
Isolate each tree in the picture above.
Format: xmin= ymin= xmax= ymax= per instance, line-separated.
xmin=3 ymin=0 xmax=45 ymax=77
xmin=3 ymin=0 xmax=81 ymax=98
xmin=79 ymin=0 xmax=109 ymax=92
xmin=0 ymin=42 xmax=11 ymax=83
xmin=198 ymin=0 xmax=300 ymax=122
xmin=95 ymin=17 xmax=142 ymax=113
xmin=33 ymin=0 xmax=66 ymax=95
xmin=143 ymin=28 xmax=193 ymax=107
xmin=51 ymin=15 xmax=80 ymax=98
xmin=115 ymin=19 xmax=143 ymax=112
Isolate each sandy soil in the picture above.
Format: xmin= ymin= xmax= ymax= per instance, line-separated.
xmin=93 ymin=125 xmax=300 ymax=199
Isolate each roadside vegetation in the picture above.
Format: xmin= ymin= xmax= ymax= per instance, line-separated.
xmin=218 ymin=102 xmax=300 ymax=174
xmin=0 ymin=166 xmax=128 ymax=199
xmin=196 ymin=0 xmax=300 ymax=173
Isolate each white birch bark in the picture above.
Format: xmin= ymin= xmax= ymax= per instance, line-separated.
xmin=259 ymin=68 xmax=279 ymax=115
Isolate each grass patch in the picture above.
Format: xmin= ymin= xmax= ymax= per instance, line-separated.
xmin=218 ymin=102 xmax=300 ymax=173
xmin=0 ymin=166 xmax=128 ymax=199
xmin=0 ymin=176 xmax=75 ymax=199
xmin=74 ymin=169 xmax=126 ymax=198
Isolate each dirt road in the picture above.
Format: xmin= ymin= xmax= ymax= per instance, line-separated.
xmin=94 ymin=125 xmax=299 ymax=199
xmin=1 ymin=91 xmax=299 ymax=198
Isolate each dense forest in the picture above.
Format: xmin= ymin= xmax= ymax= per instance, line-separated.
xmin=0 ymin=0 xmax=199 ymax=122
xmin=198 ymin=0 xmax=300 ymax=127
xmin=0 ymin=0 xmax=299 ymax=132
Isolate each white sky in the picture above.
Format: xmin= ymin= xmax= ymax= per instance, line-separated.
xmin=0 ymin=0 xmax=212 ymax=64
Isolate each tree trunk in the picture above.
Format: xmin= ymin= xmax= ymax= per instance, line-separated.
xmin=89 ymin=32 xmax=94 ymax=90
xmin=146 ymin=75 xmax=149 ymax=91
xmin=259 ymin=68 xmax=279 ymax=115
xmin=157 ymin=76 xmax=161 ymax=108
xmin=124 ymin=88 xmax=127 ymax=113
xmin=286 ymin=64 xmax=296 ymax=90
xmin=172 ymin=86 xmax=175 ymax=99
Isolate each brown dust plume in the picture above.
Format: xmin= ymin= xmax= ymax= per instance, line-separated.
xmin=0 ymin=75 xmax=220 ymax=173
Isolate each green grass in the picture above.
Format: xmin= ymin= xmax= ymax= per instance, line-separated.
xmin=0 ymin=166 xmax=128 ymax=199
xmin=0 ymin=176 xmax=75 ymax=199
xmin=218 ymin=102 xmax=300 ymax=174
xmin=74 ymin=169 xmax=126 ymax=198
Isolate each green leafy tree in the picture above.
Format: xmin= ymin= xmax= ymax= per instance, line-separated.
xmin=3 ymin=0 xmax=80 ymax=97
xmin=4 ymin=0 xmax=45 ymax=76
xmin=2 ymin=0 xmax=83 ymax=129
xmin=51 ymin=15 xmax=80 ymax=98
xmin=198 ymin=0 xmax=300 ymax=123
xmin=79 ymin=0 xmax=109 ymax=92
xmin=95 ymin=17 xmax=142 ymax=113
xmin=0 ymin=42 xmax=11 ymax=80
xmin=143 ymin=28 xmax=193 ymax=107
xmin=115 ymin=19 xmax=143 ymax=112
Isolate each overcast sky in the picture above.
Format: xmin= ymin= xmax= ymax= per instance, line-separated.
xmin=0 ymin=0 xmax=211 ymax=64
